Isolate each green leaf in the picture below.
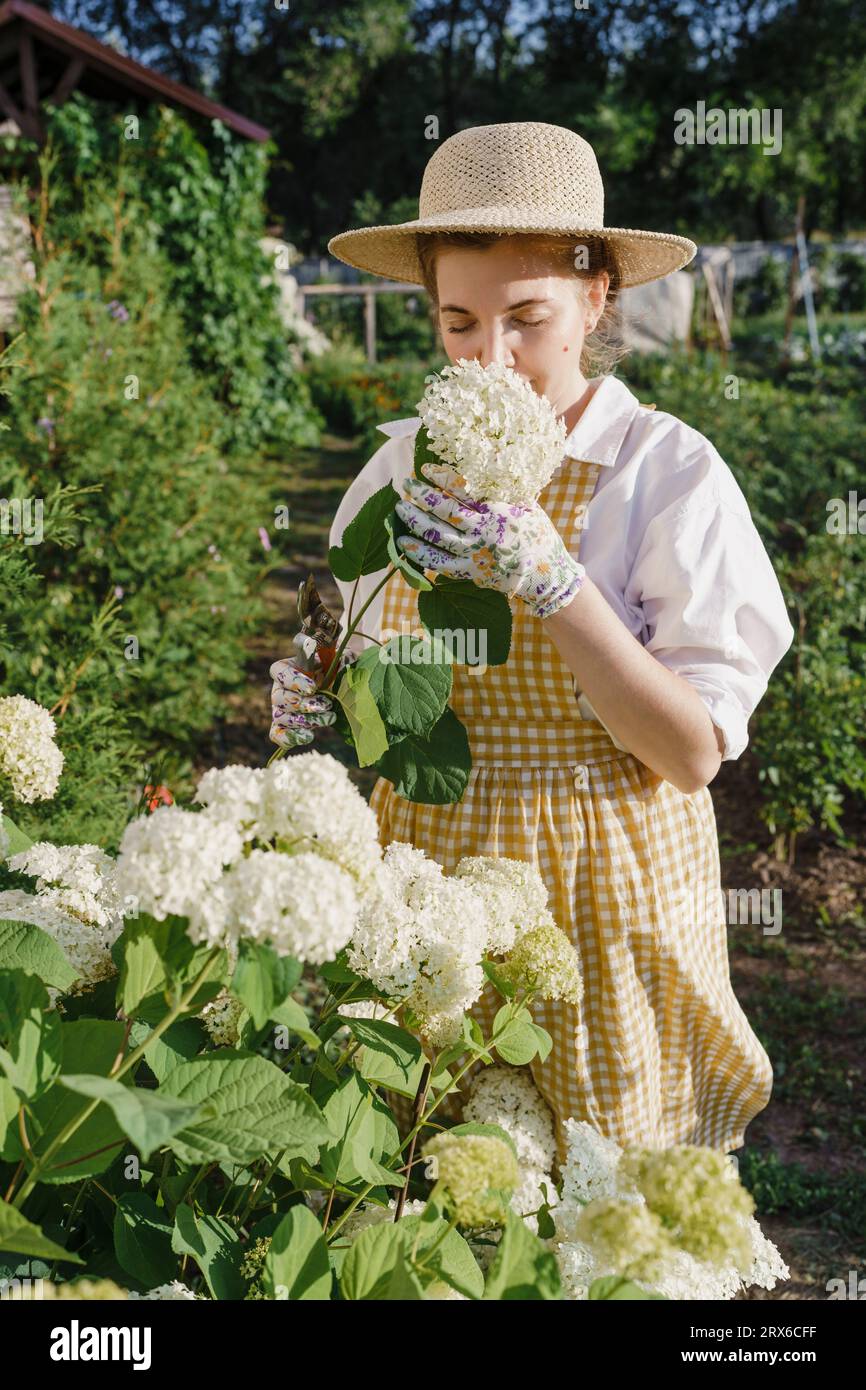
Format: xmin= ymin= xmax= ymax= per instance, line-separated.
xmin=481 ymin=958 xmax=516 ymax=998
xmin=0 ymin=969 xmax=62 ymax=1101
xmin=161 ymin=1053 xmax=332 ymax=1166
xmin=270 ymin=996 xmax=319 ymax=1049
xmin=0 ymin=1199 xmax=83 ymax=1264
xmin=374 ymin=706 xmax=471 ymax=804
xmin=0 ymin=814 xmax=33 ymax=858
xmin=264 ymin=1205 xmax=332 ymax=1300
xmin=0 ymin=921 xmax=78 ymax=992
xmin=113 ymin=1194 xmax=176 ymax=1288
xmin=339 ymin=1220 xmax=413 ymax=1300
xmin=493 ymin=1022 xmax=542 ymax=1066
xmin=172 ymin=1202 xmax=245 ymax=1300
xmin=116 ymin=914 xmax=226 ymax=1020
xmin=318 ymin=1071 xmax=403 ymax=1188
xmin=59 ymin=1075 xmax=202 ymax=1162
xmin=383 ymin=510 xmax=434 ymax=590
xmin=128 ymin=1019 xmax=205 ymax=1084
xmin=418 ymin=578 xmax=512 ymax=666
xmin=362 ymin=636 xmax=452 ymax=736
xmin=413 ymin=423 xmax=439 ymax=481
xmin=230 ymin=941 xmax=302 ymax=1030
xmin=339 ymin=1016 xmax=427 ymax=1096
xmin=2 ymin=1021 xmax=130 ymax=1183
xmin=329 ymin=663 xmax=390 ymax=766
xmin=328 ymin=482 xmax=399 ymax=580
xmin=482 ymin=1210 xmax=563 ymax=1300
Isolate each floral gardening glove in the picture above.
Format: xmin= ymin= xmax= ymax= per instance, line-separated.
xmin=395 ymin=461 xmax=586 ymax=620
xmin=269 ymin=633 xmax=356 ymax=749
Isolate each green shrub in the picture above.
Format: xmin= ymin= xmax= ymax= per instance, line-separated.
xmin=0 ymin=155 xmax=285 ymax=846
xmin=22 ymin=93 xmax=323 ymax=456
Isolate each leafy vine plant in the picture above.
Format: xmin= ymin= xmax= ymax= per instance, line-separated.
xmin=268 ymin=358 xmax=570 ymax=805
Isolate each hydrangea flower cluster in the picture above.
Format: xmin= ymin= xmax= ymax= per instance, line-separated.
xmin=550 ymin=1118 xmax=790 ymax=1300
xmin=422 ymin=1131 xmax=521 ymax=1229
xmin=415 ymin=358 xmax=568 ymax=506
xmin=461 ymin=1065 xmax=560 ymax=1239
xmin=1 ymin=842 xmax=127 ymax=995
xmin=0 ymin=694 xmax=64 ymax=802
xmin=113 ymin=753 xmax=383 ymax=963
xmin=348 ymin=843 xmax=581 ymax=1046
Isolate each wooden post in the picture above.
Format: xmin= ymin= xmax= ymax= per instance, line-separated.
xmin=781 ymin=195 xmax=805 ymax=369
xmin=364 ymin=289 xmax=376 ymax=364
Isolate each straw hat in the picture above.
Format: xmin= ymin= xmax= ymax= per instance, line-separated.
xmin=328 ymin=121 xmax=697 ymax=290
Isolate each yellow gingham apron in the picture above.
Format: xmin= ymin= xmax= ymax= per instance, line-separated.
xmin=368 ymin=456 xmax=773 ymax=1171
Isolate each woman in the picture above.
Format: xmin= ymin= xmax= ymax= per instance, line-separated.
xmin=269 ymin=122 xmax=794 ymax=1172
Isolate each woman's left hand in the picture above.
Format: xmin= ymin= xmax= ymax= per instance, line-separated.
xmin=395 ymin=461 xmax=586 ymax=620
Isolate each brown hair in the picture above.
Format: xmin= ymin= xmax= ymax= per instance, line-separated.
xmin=415 ymin=230 xmax=628 ymax=377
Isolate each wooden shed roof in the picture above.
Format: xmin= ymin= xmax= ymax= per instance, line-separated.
xmin=0 ymin=0 xmax=270 ymax=144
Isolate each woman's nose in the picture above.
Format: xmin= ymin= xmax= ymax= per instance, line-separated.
xmin=477 ymin=326 xmax=514 ymax=369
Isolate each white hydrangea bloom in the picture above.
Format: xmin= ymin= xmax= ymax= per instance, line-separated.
xmin=0 ymin=840 xmax=127 ymax=996
xmin=550 ymin=1120 xmax=790 ymax=1300
xmin=463 ymin=1065 xmax=558 ymax=1171
xmin=194 ymin=764 xmax=267 ymax=842
xmin=258 ymin=753 xmax=382 ymax=891
xmin=0 ymin=695 xmax=64 ymax=802
xmin=347 ymin=841 xmax=489 ymax=1046
xmin=8 ymin=842 xmax=124 ymax=929
xmin=453 ymin=854 xmax=551 ymax=955
xmin=127 ymin=1282 xmax=200 ymax=1301
xmin=197 ymin=848 xmax=359 ymax=963
xmin=415 ymin=358 xmax=568 ymax=505
xmin=113 ymin=804 xmax=243 ymax=924
xmin=462 ymin=1065 xmax=560 ymax=1234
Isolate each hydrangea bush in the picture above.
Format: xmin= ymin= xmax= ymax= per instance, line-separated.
xmin=0 ymin=747 xmax=788 ymax=1301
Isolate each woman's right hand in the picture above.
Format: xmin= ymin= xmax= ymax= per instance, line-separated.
xmin=269 ymin=632 xmax=340 ymax=749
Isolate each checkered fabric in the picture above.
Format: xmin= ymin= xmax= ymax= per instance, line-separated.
xmin=369 ymin=458 xmax=773 ymax=1172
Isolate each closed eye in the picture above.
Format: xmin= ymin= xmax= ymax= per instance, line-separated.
xmin=446 ymin=318 xmax=549 ymax=335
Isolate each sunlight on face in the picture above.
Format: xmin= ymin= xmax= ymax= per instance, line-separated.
xmin=434 ymin=239 xmax=610 ymax=419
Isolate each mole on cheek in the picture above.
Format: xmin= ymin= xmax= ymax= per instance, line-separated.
xmin=563 ymin=345 xmax=569 ymax=351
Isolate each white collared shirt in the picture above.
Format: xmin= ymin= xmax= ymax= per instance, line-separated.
xmin=327 ymin=373 xmax=795 ymax=761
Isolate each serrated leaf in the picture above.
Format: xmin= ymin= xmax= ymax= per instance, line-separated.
xmin=0 ymin=813 xmax=34 ymax=858
xmin=418 ymin=577 xmax=512 ymax=666
xmin=172 ymin=1202 xmax=245 ymax=1300
xmin=364 ymin=636 xmax=452 ymax=736
xmin=230 ymin=941 xmax=302 ymax=1030
xmin=161 ymin=1053 xmax=332 ymax=1166
xmin=0 ymin=921 xmax=78 ymax=992
xmin=328 ymin=483 xmax=399 ymax=580
xmin=373 ymin=706 xmax=471 ymax=804
xmin=0 ymin=970 xmax=62 ymax=1101
xmin=329 ymin=663 xmax=390 ymax=766
xmin=59 ymin=1074 xmax=201 ymax=1161
xmin=264 ymin=1205 xmax=332 ymax=1300
xmin=113 ymin=1194 xmax=176 ymax=1287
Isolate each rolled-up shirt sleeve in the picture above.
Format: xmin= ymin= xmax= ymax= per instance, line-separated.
xmin=626 ymin=489 xmax=796 ymax=761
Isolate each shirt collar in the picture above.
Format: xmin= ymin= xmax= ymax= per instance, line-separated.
xmin=376 ymin=373 xmax=643 ymax=469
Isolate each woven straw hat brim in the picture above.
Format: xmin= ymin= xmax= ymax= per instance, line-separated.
xmin=328 ymin=213 xmax=697 ymax=290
